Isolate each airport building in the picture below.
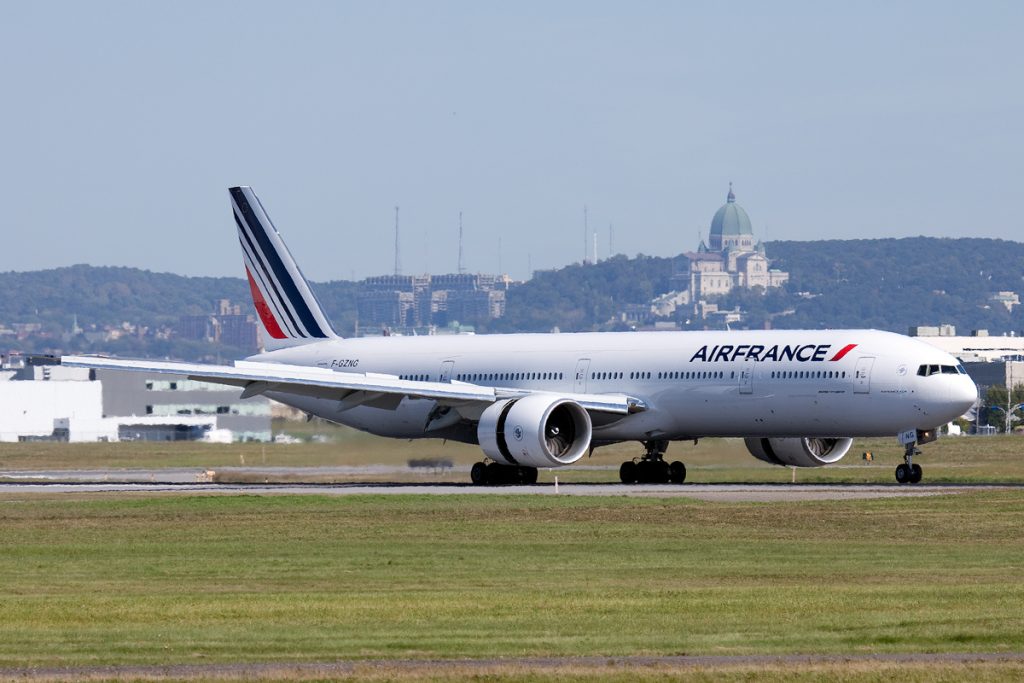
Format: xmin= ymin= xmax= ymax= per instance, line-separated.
xmin=0 ymin=355 xmax=270 ymax=442
xmin=912 ymin=327 xmax=1024 ymax=364
xmin=97 ymin=369 xmax=271 ymax=442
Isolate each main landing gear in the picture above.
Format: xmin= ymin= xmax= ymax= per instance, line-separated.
xmin=470 ymin=461 xmax=538 ymax=486
xmin=895 ymin=442 xmax=923 ymax=484
xmin=619 ymin=440 xmax=686 ymax=484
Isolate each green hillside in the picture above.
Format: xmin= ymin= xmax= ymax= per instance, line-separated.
xmin=2 ymin=237 xmax=1022 ymax=360
xmin=495 ymin=237 xmax=1024 ymax=334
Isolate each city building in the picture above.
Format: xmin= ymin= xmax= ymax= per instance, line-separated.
xmin=680 ymin=185 xmax=789 ymax=297
xmin=177 ymin=299 xmax=259 ymax=352
xmin=657 ymin=185 xmax=789 ymax=320
xmin=356 ymin=273 xmax=508 ymax=333
xmin=989 ymin=291 xmax=1020 ymax=313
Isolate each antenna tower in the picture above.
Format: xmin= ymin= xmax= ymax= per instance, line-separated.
xmin=458 ymin=211 xmax=465 ymax=274
xmin=583 ymin=205 xmax=589 ymax=264
xmin=394 ymin=206 xmax=400 ymax=276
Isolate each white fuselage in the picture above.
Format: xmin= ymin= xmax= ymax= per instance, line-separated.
xmin=253 ymin=329 xmax=977 ymax=445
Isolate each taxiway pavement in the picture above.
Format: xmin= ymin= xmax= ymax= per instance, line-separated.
xmin=0 ymin=469 xmax=1016 ymax=501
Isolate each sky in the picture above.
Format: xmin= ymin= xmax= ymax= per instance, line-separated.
xmin=2 ymin=1 xmax=1021 ymax=281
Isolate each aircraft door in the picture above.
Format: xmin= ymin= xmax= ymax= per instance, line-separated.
xmin=739 ymin=364 xmax=753 ymax=394
xmin=854 ymin=357 xmax=874 ymax=394
xmin=574 ymin=359 xmax=591 ymax=393
xmin=439 ymin=360 xmax=455 ymax=383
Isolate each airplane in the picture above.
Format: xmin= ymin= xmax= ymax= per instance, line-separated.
xmin=62 ymin=186 xmax=978 ymax=486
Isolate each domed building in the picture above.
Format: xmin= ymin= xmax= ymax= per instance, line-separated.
xmin=708 ymin=185 xmax=755 ymax=251
xmin=657 ymin=185 xmax=788 ymax=319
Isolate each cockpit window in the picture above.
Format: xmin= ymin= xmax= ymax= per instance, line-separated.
xmin=917 ymin=364 xmax=961 ymax=377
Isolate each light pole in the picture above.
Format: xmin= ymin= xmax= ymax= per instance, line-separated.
xmin=988 ymin=403 xmax=1024 ymax=434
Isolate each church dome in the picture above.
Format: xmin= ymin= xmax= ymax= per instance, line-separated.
xmin=708 ymin=184 xmax=753 ymax=250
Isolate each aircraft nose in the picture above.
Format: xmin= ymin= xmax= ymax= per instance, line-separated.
xmin=951 ymin=377 xmax=978 ymax=413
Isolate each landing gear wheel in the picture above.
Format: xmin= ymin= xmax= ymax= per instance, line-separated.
xmin=619 ymin=461 xmax=637 ymax=484
xmin=485 ymin=462 xmax=504 ymax=485
xmin=621 ymin=440 xmax=678 ymax=485
xmin=520 ymin=467 xmax=539 ymax=485
xmin=470 ymin=462 xmax=488 ymax=485
xmin=898 ymin=441 xmax=923 ymax=485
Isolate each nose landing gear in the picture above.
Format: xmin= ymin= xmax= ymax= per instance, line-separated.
xmin=619 ymin=440 xmax=686 ymax=484
xmin=895 ymin=442 xmax=923 ymax=484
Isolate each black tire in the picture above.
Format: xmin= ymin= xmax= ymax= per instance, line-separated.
xmin=657 ymin=460 xmax=670 ymax=484
xmin=910 ymin=463 xmax=922 ymax=484
xmin=470 ymin=462 xmax=488 ymax=485
xmin=486 ymin=462 xmax=504 ymax=485
xmin=669 ymin=461 xmax=686 ymax=484
xmin=636 ymin=460 xmax=651 ymax=483
xmin=895 ymin=463 xmax=910 ymax=484
xmin=520 ymin=467 xmax=538 ymax=485
xmin=619 ymin=461 xmax=637 ymax=484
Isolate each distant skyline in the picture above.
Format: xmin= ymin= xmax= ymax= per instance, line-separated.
xmin=2 ymin=2 xmax=1021 ymax=282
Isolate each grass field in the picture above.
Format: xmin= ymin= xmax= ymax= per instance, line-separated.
xmin=0 ymin=490 xmax=1021 ymax=680
xmin=1 ymin=427 xmax=1023 ymax=679
xmin=1 ymin=422 xmax=1023 ymax=485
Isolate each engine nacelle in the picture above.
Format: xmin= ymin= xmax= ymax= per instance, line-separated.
xmin=744 ymin=437 xmax=853 ymax=467
xmin=477 ymin=395 xmax=592 ymax=468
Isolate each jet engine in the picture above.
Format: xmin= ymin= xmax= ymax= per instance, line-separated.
xmin=744 ymin=437 xmax=853 ymax=467
xmin=477 ymin=395 xmax=592 ymax=468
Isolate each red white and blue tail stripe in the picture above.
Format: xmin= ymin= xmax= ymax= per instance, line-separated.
xmin=229 ymin=186 xmax=338 ymax=350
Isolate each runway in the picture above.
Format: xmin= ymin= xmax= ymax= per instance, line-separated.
xmin=1 ymin=469 xmax=1019 ymax=501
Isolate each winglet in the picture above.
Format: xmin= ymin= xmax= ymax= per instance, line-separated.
xmin=229 ymin=186 xmax=339 ymax=350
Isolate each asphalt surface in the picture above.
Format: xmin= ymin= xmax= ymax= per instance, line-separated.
xmin=0 ymin=469 xmax=1018 ymax=500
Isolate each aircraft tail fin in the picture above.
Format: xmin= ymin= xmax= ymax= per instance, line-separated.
xmin=229 ymin=186 xmax=339 ymax=351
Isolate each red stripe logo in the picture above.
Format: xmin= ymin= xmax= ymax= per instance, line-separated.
xmin=246 ymin=268 xmax=286 ymax=339
xmin=829 ymin=343 xmax=858 ymax=361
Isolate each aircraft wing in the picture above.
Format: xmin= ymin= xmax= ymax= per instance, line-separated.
xmin=60 ymin=355 xmax=646 ymax=415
